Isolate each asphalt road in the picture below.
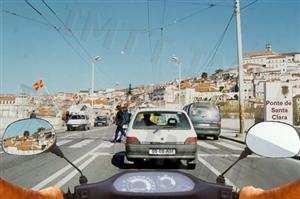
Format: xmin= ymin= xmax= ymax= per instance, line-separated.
xmin=1 ymin=126 xmax=300 ymax=194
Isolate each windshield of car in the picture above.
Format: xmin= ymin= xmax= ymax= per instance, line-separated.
xmin=96 ymin=116 xmax=106 ymax=120
xmin=190 ymin=106 xmax=220 ymax=122
xmin=132 ymin=111 xmax=191 ymax=130
xmin=70 ymin=115 xmax=85 ymax=120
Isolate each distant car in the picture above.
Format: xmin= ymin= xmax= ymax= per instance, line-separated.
xmin=67 ymin=114 xmax=91 ymax=131
xmin=183 ymin=102 xmax=221 ymax=140
xmin=94 ymin=116 xmax=109 ymax=127
xmin=125 ymin=108 xmax=197 ymax=169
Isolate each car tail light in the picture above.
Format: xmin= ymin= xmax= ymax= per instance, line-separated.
xmin=184 ymin=137 xmax=197 ymax=145
xmin=126 ymin=136 xmax=140 ymax=145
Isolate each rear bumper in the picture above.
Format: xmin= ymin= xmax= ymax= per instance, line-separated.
xmin=126 ymin=144 xmax=197 ymax=160
xmin=67 ymin=124 xmax=86 ymax=130
xmin=194 ymin=127 xmax=220 ymax=136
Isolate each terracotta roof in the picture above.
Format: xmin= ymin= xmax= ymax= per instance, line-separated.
xmin=244 ymin=51 xmax=277 ymax=58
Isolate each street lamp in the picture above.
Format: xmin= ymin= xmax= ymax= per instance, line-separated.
xmin=169 ymin=56 xmax=182 ymax=106
xmin=91 ymin=56 xmax=102 ymax=108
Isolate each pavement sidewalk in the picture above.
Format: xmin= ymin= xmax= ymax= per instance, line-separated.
xmin=220 ymin=128 xmax=246 ymax=144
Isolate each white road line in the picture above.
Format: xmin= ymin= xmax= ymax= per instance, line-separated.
xmin=32 ymin=142 xmax=108 ymax=190
xmin=197 ymin=155 xmax=237 ymax=189
xmin=198 ymin=153 xmax=261 ymax=158
xmin=217 ymin=141 xmax=244 ymax=151
xmin=69 ymin=139 xmax=94 ymax=148
xmin=55 ymin=155 xmax=98 ymax=188
xmin=197 ymin=141 xmax=219 ymax=150
xmin=56 ymin=139 xmax=73 ymax=146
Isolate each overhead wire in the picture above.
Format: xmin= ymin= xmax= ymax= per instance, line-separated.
xmin=41 ymin=0 xmax=92 ymax=59
xmin=241 ymin=0 xmax=259 ymax=10
xmin=197 ymin=11 xmax=234 ymax=74
xmin=1 ymin=9 xmax=52 ymax=28
xmin=146 ymin=0 xmax=155 ymax=82
xmin=149 ymin=3 xmax=216 ymax=31
xmin=40 ymin=0 xmax=115 ymax=84
xmin=24 ymin=0 xmax=90 ymax=66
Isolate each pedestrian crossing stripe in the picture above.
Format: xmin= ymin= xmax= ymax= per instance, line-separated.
xmin=216 ymin=141 xmax=244 ymax=151
xmin=56 ymin=139 xmax=73 ymax=146
xmin=69 ymin=139 xmax=94 ymax=148
xmin=197 ymin=141 xmax=219 ymax=150
xmin=197 ymin=140 xmax=244 ymax=151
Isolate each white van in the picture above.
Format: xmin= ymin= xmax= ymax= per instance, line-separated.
xmin=67 ymin=114 xmax=92 ymax=131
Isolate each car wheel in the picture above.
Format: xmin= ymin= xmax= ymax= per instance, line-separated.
xmin=67 ymin=127 xmax=71 ymax=131
xmin=213 ymin=136 xmax=219 ymax=140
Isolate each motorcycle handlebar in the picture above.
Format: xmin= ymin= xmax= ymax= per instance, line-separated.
xmin=1 ymin=178 xmax=299 ymax=199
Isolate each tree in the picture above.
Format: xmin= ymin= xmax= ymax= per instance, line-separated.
xmin=234 ymin=84 xmax=239 ymax=92
xmin=234 ymin=94 xmax=238 ymax=100
xmin=37 ymin=127 xmax=45 ymax=133
xmin=201 ymin=72 xmax=208 ymax=79
xmin=23 ymin=131 xmax=30 ymax=138
xmin=219 ymin=86 xmax=224 ymax=92
xmin=215 ymin=68 xmax=224 ymax=74
xmin=222 ymin=73 xmax=231 ymax=81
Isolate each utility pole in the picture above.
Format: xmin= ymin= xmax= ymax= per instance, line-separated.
xmin=234 ymin=0 xmax=245 ymax=135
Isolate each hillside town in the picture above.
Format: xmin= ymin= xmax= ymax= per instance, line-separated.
xmin=1 ymin=44 xmax=300 ymax=132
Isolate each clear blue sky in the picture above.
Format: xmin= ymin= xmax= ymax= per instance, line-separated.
xmin=1 ymin=0 xmax=299 ymax=94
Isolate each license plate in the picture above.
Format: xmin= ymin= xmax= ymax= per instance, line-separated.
xmin=149 ymin=149 xmax=176 ymax=155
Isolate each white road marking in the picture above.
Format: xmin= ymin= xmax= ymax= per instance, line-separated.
xmin=198 ymin=153 xmax=261 ymax=158
xmin=197 ymin=141 xmax=219 ymax=150
xmin=197 ymin=155 xmax=237 ymax=189
xmin=69 ymin=139 xmax=94 ymax=148
xmin=217 ymin=141 xmax=244 ymax=151
xmin=55 ymin=155 xmax=98 ymax=188
xmin=56 ymin=139 xmax=73 ymax=146
xmin=0 ymin=151 xmax=4 ymax=154
xmin=32 ymin=142 xmax=109 ymax=190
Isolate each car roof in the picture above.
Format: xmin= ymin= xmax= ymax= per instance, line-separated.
xmin=134 ymin=107 xmax=185 ymax=113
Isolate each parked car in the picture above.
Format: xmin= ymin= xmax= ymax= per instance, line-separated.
xmin=183 ymin=102 xmax=221 ymax=140
xmin=67 ymin=114 xmax=92 ymax=131
xmin=94 ymin=116 xmax=109 ymax=127
xmin=125 ymin=108 xmax=197 ymax=169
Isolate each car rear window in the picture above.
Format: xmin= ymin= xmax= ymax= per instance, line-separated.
xmin=190 ymin=106 xmax=220 ymax=122
xmin=70 ymin=115 xmax=85 ymax=119
xmin=132 ymin=111 xmax=191 ymax=130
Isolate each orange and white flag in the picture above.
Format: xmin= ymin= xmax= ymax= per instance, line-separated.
xmin=33 ymin=80 xmax=44 ymax=91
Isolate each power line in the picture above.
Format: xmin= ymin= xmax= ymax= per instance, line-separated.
xmin=147 ymin=0 xmax=155 ymax=81
xmin=24 ymin=0 xmax=90 ymax=66
xmin=241 ymin=0 xmax=259 ymax=10
xmin=41 ymin=0 xmax=115 ymax=84
xmin=197 ymin=11 xmax=234 ymax=74
xmin=150 ymin=3 xmax=216 ymax=31
xmin=41 ymin=0 xmax=93 ymax=60
xmin=1 ymin=9 xmax=52 ymax=28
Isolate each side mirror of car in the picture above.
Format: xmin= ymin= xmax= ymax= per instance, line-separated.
xmin=246 ymin=121 xmax=300 ymax=158
xmin=2 ymin=118 xmax=56 ymax=155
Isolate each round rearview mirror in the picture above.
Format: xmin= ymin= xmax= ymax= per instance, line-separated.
xmin=2 ymin=118 xmax=56 ymax=156
xmin=246 ymin=121 xmax=300 ymax=158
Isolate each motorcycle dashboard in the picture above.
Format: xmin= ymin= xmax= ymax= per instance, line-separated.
xmin=73 ymin=171 xmax=233 ymax=199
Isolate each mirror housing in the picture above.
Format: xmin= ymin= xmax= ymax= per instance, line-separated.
xmin=2 ymin=118 xmax=56 ymax=155
xmin=246 ymin=121 xmax=300 ymax=158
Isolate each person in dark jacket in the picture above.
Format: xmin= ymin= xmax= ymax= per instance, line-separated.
xmin=113 ymin=105 xmax=126 ymax=142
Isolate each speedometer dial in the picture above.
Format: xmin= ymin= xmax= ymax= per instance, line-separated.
xmin=113 ymin=172 xmax=195 ymax=193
